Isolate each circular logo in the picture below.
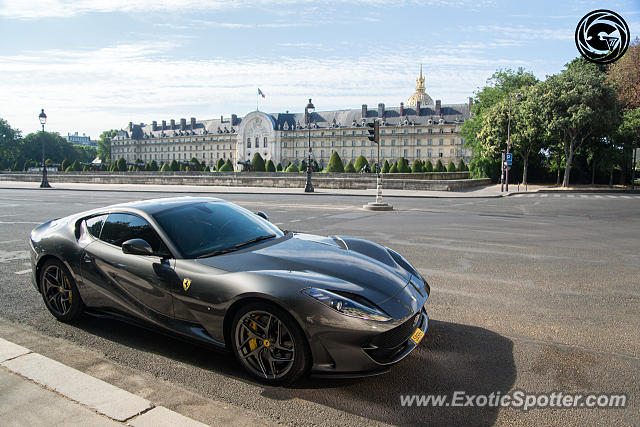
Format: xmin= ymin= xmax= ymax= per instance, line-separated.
xmin=575 ymin=9 xmax=630 ymax=64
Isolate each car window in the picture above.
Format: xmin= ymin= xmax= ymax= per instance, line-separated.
xmin=100 ymin=213 xmax=167 ymax=253
xmin=153 ymin=201 xmax=283 ymax=258
xmin=85 ymin=215 xmax=107 ymax=238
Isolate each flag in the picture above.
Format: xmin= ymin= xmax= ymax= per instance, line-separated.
xmin=258 ymin=88 xmax=265 ymax=98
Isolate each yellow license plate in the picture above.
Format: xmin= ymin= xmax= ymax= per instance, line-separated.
xmin=410 ymin=328 xmax=424 ymax=345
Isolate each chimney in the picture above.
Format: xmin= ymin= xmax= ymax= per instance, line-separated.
xmin=416 ymin=101 xmax=421 ymax=116
xmin=180 ymin=118 xmax=186 ymax=131
xmin=128 ymin=122 xmax=133 ymax=131
xmin=361 ymin=104 xmax=368 ymax=118
xmin=435 ymin=99 xmax=441 ymax=116
xmin=190 ymin=117 xmax=196 ymax=129
xmin=162 ymin=120 xmax=166 ymax=130
xmin=231 ymin=114 xmax=238 ymax=126
xmin=152 ymin=121 xmax=157 ymax=131
xmin=399 ymin=102 xmax=404 ymax=116
xmin=170 ymin=119 xmax=175 ymax=129
xmin=221 ymin=115 xmax=224 ymax=123
xmin=378 ymin=103 xmax=385 ymax=118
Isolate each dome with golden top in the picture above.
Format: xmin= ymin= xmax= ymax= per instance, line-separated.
xmin=407 ymin=65 xmax=433 ymax=107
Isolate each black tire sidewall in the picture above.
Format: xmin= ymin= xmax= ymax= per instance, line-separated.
xmin=230 ymin=301 xmax=310 ymax=385
xmin=40 ymin=259 xmax=84 ymax=322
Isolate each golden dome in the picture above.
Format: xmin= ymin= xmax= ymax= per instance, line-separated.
xmin=407 ymin=65 xmax=433 ymax=107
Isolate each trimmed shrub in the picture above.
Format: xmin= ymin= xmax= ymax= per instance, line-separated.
xmin=251 ymin=153 xmax=266 ymax=172
xmin=312 ymin=159 xmax=319 ymax=172
xmin=266 ymin=159 xmax=276 ymax=172
xmin=299 ymin=160 xmax=307 ymax=173
xmin=327 ymin=152 xmax=344 ymax=172
xmin=382 ymin=159 xmax=390 ymax=173
xmin=147 ymin=160 xmax=159 ymax=171
xmin=447 ymin=161 xmax=456 ymax=172
xmin=218 ymin=159 xmax=233 ymax=172
xmin=276 ymin=162 xmax=283 ymax=172
xmin=457 ymin=159 xmax=467 ymax=172
xmin=354 ymin=155 xmax=369 ymax=172
xmin=424 ymin=160 xmax=433 ymax=172
xmin=285 ymin=162 xmax=299 ymax=172
xmin=65 ymin=166 xmax=73 ymax=172
xmin=398 ymin=158 xmax=411 ymax=173
xmin=71 ymin=160 xmax=82 ymax=171
xmin=411 ymin=159 xmax=423 ymax=173
xmin=160 ymin=163 xmax=171 ymax=172
xmin=117 ymin=157 xmax=127 ymax=172
xmin=61 ymin=158 xmax=70 ymax=171
xmin=435 ymin=159 xmax=445 ymax=172
xmin=216 ymin=158 xmax=225 ymax=171
xmin=389 ymin=162 xmax=398 ymax=173
xmin=345 ymin=161 xmax=356 ymax=173
xmin=189 ymin=157 xmax=201 ymax=171
xmin=169 ymin=159 xmax=178 ymax=171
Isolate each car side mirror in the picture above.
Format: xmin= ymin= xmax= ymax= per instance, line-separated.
xmin=122 ymin=238 xmax=154 ymax=256
xmin=256 ymin=211 xmax=269 ymax=222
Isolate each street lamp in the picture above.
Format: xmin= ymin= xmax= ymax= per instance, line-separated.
xmin=38 ymin=109 xmax=51 ymax=188
xmin=503 ymin=91 xmax=520 ymax=192
xmin=304 ymin=98 xmax=315 ymax=193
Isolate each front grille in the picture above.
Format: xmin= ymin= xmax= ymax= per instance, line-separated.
xmin=369 ymin=312 xmax=419 ymax=349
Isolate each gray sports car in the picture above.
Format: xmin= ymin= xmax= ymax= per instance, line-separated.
xmin=29 ymin=197 xmax=429 ymax=384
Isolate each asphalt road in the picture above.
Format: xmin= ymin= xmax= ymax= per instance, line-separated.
xmin=0 ymin=188 xmax=638 ymax=425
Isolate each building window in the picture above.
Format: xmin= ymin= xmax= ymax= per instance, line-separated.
xmin=247 ymin=138 xmax=250 ymax=148
xmin=255 ymin=137 xmax=259 ymax=147
xmin=439 ymin=139 xmax=444 ymax=145
xmin=450 ymin=148 xmax=455 ymax=156
xmin=371 ymin=149 xmax=375 ymax=158
xmin=439 ymin=149 xmax=443 ymax=157
xmin=417 ymin=149 xmax=421 ymax=157
xmin=404 ymin=139 xmax=408 ymax=146
xmin=403 ymin=149 xmax=408 ymax=158
xmin=427 ymin=149 xmax=432 ymax=158
xmin=417 ymin=129 xmax=422 ymax=134
xmin=391 ymin=139 xmax=395 ymax=146
xmin=391 ymin=149 xmax=395 ymax=157
xmin=263 ymin=137 xmax=268 ymax=147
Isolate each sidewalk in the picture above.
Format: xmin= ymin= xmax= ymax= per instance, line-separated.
xmin=0 ymin=180 xmax=549 ymax=198
xmin=0 ymin=337 xmax=208 ymax=426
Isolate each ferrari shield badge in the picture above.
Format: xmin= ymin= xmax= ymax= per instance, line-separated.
xmin=183 ymin=278 xmax=192 ymax=291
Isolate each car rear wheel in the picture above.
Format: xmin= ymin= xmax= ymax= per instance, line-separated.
xmin=231 ymin=302 xmax=310 ymax=384
xmin=40 ymin=259 xmax=84 ymax=321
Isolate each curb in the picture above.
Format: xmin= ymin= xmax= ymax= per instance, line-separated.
xmin=0 ymin=337 xmax=207 ymax=426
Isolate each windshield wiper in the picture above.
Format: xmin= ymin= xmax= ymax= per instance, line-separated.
xmin=196 ymin=234 xmax=277 ymax=259
xmin=234 ymin=234 xmax=277 ymax=249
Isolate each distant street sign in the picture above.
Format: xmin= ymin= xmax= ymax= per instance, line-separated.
xmin=506 ymin=153 xmax=513 ymax=166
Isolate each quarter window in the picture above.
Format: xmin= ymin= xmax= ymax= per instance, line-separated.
xmin=85 ymin=215 xmax=107 ymax=238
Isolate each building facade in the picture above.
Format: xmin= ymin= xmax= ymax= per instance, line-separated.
xmin=112 ymin=70 xmax=473 ymax=169
xmin=62 ymin=132 xmax=97 ymax=147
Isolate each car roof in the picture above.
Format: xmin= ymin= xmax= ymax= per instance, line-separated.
xmin=105 ymin=196 xmax=226 ymax=215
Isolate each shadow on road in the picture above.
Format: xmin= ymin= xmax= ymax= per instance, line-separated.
xmin=72 ymin=316 xmax=514 ymax=426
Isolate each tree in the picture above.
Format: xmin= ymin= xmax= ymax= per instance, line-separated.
xmin=345 ymin=160 xmax=356 ymax=172
xmin=266 ymin=159 xmax=276 ymax=172
xmin=219 ymin=159 xmax=234 ymax=172
xmin=382 ymin=159 xmax=390 ymax=173
xmin=216 ymin=158 xmax=224 ymax=171
xmin=435 ymin=159 xmax=445 ymax=172
xmin=189 ymin=157 xmax=201 ymax=171
xmin=285 ymin=162 xmax=299 ymax=172
xmin=0 ymin=118 xmax=21 ymax=170
xmin=61 ymin=158 xmax=70 ymax=171
xmin=97 ymin=130 xmax=117 ymax=163
xmin=160 ymin=163 xmax=171 ymax=172
xmin=456 ymin=159 xmax=467 ymax=171
xmin=424 ymin=160 xmax=433 ymax=172
xmin=389 ymin=162 xmax=398 ymax=173
xmin=299 ymin=160 xmax=307 ymax=173
xmin=147 ymin=160 xmax=159 ymax=171
xmin=276 ymin=162 xmax=283 ymax=172
xmin=543 ymin=58 xmax=618 ymax=186
xmin=327 ymin=152 xmax=345 ymax=172
xmin=117 ymin=157 xmax=127 ymax=172
xmin=607 ymin=38 xmax=640 ymax=110
xmin=70 ymin=160 xmax=82 ymax=171
xmin=169 ymin=159 xmax=179 ymax=171
xmin=354 ymin=155 xmax=369 ymax=172
xmin=447 ymin=161 xmax=456 ymax=172
xmin=411 ymin=159 xmax=423 ymax=173
xmin=397 ymin=158 xmax=411 ymax=173
xmin=251 ymin=153 xmax=266 ymax=171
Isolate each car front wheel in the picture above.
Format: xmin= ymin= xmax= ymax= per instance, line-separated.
xmin=39 ymin=259 xmax=84 ymax=321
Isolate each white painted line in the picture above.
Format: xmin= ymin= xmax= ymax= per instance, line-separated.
xmin=554 ymin=194 xmax=561 ymax=197
xmin=307 ymin=216 xmax=316 ymax=220
xmin=130 ymin=406 xmax=208 ymax=427
xmin=2 ymin=353 xmax=152 ymax=421
xmin=14 ymin=269 xmax=31 ymax=275
xmin=607 ymin=195 xmax=617 ymax=198
xmin=580 ymin=195 xmax=589 ymax=198
xmin=567 ymin=195 xmax=575 ymax=198
xmin=593 ymin=195 xmax=603 ymax=199
xmin=621 ymin=195 xmax=632 ymax=199
xmin=540 ymin=194 xmax=548 ymax=198
xmin=290 ymin=219 xmax=301 ymax=223
xmin=0 ymin=337 xmax=31 ymax=362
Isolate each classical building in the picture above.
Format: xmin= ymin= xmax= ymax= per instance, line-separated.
xmin=112 ymin=69 xmax=473 ymax=169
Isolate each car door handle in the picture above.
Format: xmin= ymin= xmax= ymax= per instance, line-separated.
xmin=82 ymin=253 xmax=95 ymax=264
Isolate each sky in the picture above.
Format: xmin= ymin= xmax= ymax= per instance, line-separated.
xmin=0 ymin=0 xmax=638 ymax=139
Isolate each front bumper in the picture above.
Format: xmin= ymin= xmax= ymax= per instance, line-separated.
xmin=309 ymin=308 xmax=429 ymax=377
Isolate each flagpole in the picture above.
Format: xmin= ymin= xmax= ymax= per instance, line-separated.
xmin=256 ymin=92 xmax=259 ymax=111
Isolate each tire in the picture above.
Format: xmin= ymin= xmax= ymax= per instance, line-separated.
xmin=230 ymin=301 xmax=310 ymax=385
xmin=39 ymin=259 xmax=84 ymax=322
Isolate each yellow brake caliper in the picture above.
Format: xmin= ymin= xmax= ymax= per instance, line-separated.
xmin=64 ymin=276 xmax=72 ymax=304
xmin=248 ymin=320 xmax=258 ymax=351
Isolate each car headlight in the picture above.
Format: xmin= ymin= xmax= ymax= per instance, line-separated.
xmin=302 ymin=287 xmax=391 ymax=322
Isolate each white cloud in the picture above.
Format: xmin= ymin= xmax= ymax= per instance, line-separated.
xmin=0 ymin=41 xmax=523 ymax=136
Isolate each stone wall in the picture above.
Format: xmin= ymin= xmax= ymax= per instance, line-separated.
xmin=0 ymin=171 xmax=490 ymax=191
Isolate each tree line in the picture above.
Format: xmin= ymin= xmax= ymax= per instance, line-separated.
xmin=461 ymin=42 xmax=639 ymax=187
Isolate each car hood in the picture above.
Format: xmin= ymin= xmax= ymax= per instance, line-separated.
xmin=195 ymin=232 xmax=413 ymax=305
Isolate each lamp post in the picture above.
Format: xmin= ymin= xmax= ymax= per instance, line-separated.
xmin=304 ymin=98 xmax=315 ymax=193
xmin=38 ymin=109 xmax=51 ymax=188
xmin=504 ymin=91 xmax=520 ymax=192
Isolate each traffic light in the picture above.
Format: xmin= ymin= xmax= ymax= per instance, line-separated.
xmin=367 ymin=120 xmax=380 ymax=144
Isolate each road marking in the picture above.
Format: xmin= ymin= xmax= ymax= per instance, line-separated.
xmin=290 ymin=219 xmax=301 ymax=223
xmin=621 ymin=195 xmax=632 ymax=199
xmin=540 ymin=194 xmax=548 ymax=198
xmin=554 ymin=194 xmax=561 ymax=197
xmin=606 ymin=195 xmax=617 ymax=198
xmin=14 ymin=269 xmax=31 ymax=275
xmin=0 ymin=221 xmax=41 ymax=225
xmin=567 ymin=195 xmax=575 ymax=198
xmin=580 ymin=195 xmax=589 ymax=198
xmin=593 ymin=195 xmax=603 ymax=199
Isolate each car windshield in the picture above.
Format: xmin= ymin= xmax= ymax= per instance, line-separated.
xmin=153 ymin=201 xmax=283 ymax=259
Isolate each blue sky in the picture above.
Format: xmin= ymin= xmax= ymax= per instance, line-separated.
xmin=0 ymin=0 xmax=638 ymax=138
